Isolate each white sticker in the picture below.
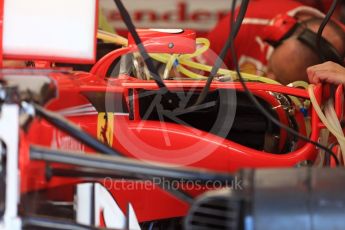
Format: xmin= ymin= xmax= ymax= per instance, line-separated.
xmin=149 ymin=28 xmax=184 ymax=33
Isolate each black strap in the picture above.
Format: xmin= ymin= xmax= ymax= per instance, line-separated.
xmin=298 ymin=28 xmax=343 ymax=65
xmin=195 ymin=0 xmax=249 ymax=105
xmin=113 ymin=0 xmax=168 ymax=92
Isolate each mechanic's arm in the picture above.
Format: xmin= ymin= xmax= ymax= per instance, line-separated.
xmin=307 ymin=61 xmax=345 ymax=84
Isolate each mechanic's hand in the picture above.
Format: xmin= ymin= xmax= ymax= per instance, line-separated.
xmin=307 ymin=61 xmax=345 ymax=85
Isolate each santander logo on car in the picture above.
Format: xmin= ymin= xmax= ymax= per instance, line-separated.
xmin=100 ymin=0 xmax=231 ymax=33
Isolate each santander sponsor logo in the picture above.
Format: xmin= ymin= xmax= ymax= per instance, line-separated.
xmin=100 ymin=0 xmax=231 ymax=31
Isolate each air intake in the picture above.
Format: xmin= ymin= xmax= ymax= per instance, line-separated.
xmin=185 ymin=189 xmax=241 ymax=230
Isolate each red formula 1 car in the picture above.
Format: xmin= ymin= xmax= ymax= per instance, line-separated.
xmin=0 ymin=0 xmax=344 ymax=229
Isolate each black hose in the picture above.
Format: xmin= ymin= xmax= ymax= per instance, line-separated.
xmin=113 ymin=0 xmax=168 ymax=92
xmin=228 ymin=0 xmax=340 ymax=165
xmin=316 ymin=0 xmax=339 ymax=62
xmin=325 ymin=142 xmax=338 ymax=166
xmin=195 ymin=0 xmax=248 ymax=105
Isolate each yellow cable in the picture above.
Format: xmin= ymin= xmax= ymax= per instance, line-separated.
xmin=288 ymin=81 xmax=309 ymax=89
xmin=308 ymin=85 xmax=345 ymax=164
xmin=97 ymin=29 xmax=128 ymax=46
xmin=154 ymin=48 xmax=304 ymax=107
xmin=179 ymin=38 xmax=210 ymax=60
xmin=98 ymin=29 xmax=345 ymax=163
xmin=308 ymin=84 xmax=345 ymax=143
xmin=177 ymin=65 xmax=208 ymax=79
xmin=325 ymin=100 xmax=345 ymax=161
xmin=97 ymin=31 xmax=304 ymax=108
xmin=163 ymin=54 xmax=178 ymax=79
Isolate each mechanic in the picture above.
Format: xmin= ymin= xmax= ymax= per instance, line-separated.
xmin=207 ymin=0 xmax=345 ymax=85
xmin=308 ymin=61 xmax=345 ymax=84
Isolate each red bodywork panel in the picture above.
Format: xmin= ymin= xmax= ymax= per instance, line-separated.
xmin=127 ymin=29 xmax=196 ymax=54
xmin=15 ymin=67 xmax=327 ymax=222
xmin=3 ymin=27 xmax=329 ymax=222
xmin=0 ymin=0 xmax=336 ymax=225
